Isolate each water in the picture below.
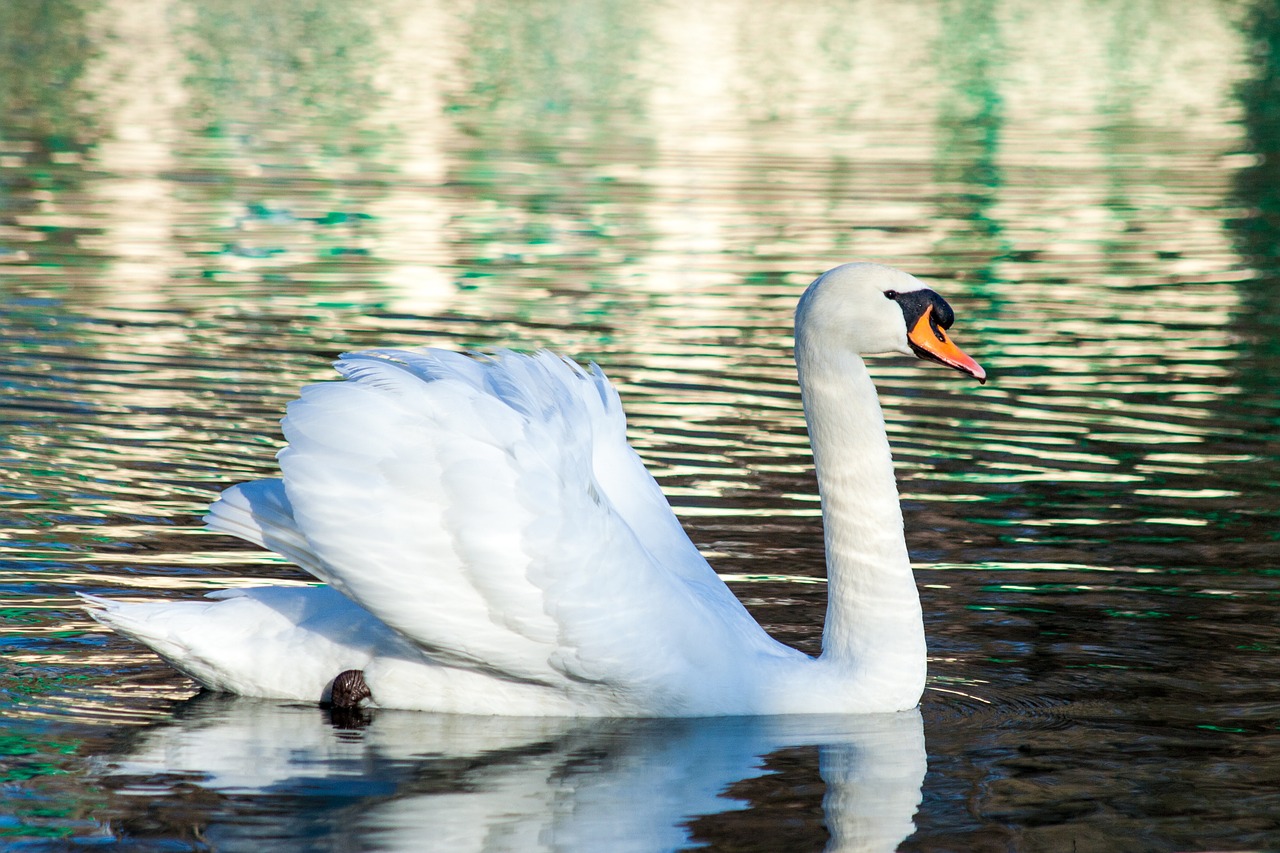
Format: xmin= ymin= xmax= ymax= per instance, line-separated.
xmin=2 ymin=0 xmax=1279 ymax=849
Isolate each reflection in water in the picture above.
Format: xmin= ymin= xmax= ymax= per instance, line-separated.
xmin=454 ymin=0 xmax=651 ymax=135
xmin=95 ymin=697 xmax=925 ymax=852
xmin=1 ymin=0 xmax=1279 ymax=848
xmin=932 ymin=0 xmax=1007 ymax=282
xmin=0 ymin=0 xmax=100 ymax=146
xmin=1231 ymin=1 xmax=1280 ymax=398
xmin=182 ymin=1 xmax=382 ymax=137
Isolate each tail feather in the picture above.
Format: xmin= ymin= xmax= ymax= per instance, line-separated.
xmin=79 ymin=587 xmax=405 ymax=701
xmin=79 ymin=592 xmax=200 ymax=676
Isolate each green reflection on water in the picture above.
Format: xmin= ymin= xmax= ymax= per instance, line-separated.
xmin=184 ymin=1 xmax=382 ymax=148
xmin=1230 ymin=1 xmax=1280 ymax=396
xmin=0 ymin=0 xmax=100 ymax=147
xmin=933 ymin=0 xmax=1007 ymax=283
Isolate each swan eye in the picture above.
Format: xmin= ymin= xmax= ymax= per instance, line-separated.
xmin=883 ymin=290 xmax=898 ymax=300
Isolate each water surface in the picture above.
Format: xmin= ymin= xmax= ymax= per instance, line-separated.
xmin=2 ymin=0 xmax=1279 ymax=850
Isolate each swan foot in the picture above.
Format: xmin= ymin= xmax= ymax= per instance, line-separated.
xmin=329 ymin=669 xmax=371 ymax=709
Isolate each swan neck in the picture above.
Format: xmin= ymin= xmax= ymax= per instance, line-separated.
xmin=795 ymin=336 xmax=925 ymax=702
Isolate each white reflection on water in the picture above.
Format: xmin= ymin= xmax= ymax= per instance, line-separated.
xmin=98 ymin=697 xmax=925 ymax=853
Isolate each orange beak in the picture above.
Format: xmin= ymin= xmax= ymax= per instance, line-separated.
xmin=907 ymin=306 xmax=987 ymax=383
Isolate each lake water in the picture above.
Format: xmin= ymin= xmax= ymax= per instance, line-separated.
xmin=2 ymin=0 xmax=1279 ymax=850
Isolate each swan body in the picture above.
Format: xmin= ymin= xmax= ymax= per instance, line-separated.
xmin=84 ymin=263 xmax=984 ymax=716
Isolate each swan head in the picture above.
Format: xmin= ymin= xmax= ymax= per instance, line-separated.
xmin=796 ymin=263 xmax=986 ymax=383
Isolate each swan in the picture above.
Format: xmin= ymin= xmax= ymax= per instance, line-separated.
xmin=82 ymin=262 xmax=985 ymax=716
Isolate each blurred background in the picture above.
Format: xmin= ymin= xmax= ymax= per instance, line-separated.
xmin=1 ymin=0 xmax=1278 ymax=849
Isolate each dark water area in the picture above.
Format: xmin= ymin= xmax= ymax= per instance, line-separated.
xmin=2 ymin=0 xmax=1279 ymax=850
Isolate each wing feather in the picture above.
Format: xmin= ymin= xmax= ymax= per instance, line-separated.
xmin=228 ymin=349 xmax=784 ymax=703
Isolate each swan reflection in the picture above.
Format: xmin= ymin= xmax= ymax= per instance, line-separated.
xmin=98 ymin=695 xmax=925 ymax=852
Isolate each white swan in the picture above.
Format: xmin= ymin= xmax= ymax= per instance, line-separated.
xmin=83 ymin=263 xmax=985 ymax=716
